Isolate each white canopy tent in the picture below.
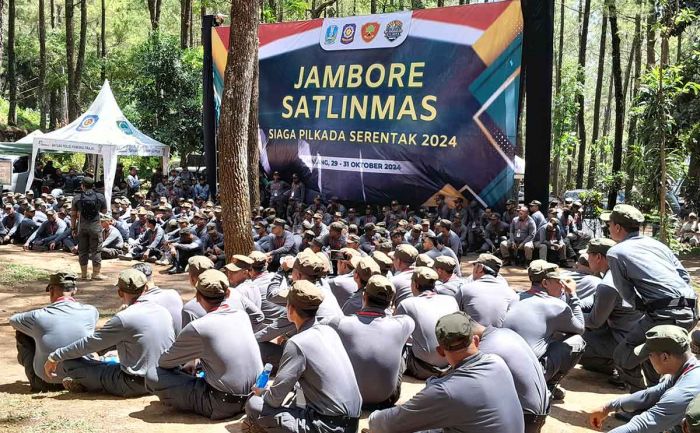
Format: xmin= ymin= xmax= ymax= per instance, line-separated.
xmin=26 ymin=80 xmax=170 ymax=209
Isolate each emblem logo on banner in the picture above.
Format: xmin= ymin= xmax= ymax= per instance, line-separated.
xmin=76 ymin=115 xmax=98 ymax=131
xmin=324 ymin=25 xmax=338 ymax=45
xmin=361 ymin=22 xmax=380 ymax=42
xmin=383 ymin=20 xmax=403 ymax=42
xmin=117 ymin=120 xmax=133 ymax=135
xmin=341 ymin=24 xmax=356 ymax=44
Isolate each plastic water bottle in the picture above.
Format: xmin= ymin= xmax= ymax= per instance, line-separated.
xmin=196 ymin=370 xmax=206 ymax=378
xmin=256 ymin=363 xmax=273 ymax=389
xmin=102 ymin=355 xmax=119 ymax=365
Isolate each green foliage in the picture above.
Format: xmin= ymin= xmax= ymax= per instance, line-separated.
xmin=552 ymin=62 xmax=582 ymax=161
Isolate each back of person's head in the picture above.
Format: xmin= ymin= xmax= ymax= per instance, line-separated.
xmin=412 ymin=266 xmax=438 ymax=292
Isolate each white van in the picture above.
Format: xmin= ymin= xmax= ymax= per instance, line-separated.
xmin=0 ymin=154 xmax=30 ymax=193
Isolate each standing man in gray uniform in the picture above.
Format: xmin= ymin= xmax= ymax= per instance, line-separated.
xmin=604 ymin=204 xmax=697 ymax=389
xmin=397 ymin=267 xmax=459 ymax=380
xmin=471 ymin=319 xmax=551 ymax=432
xmin=455 ymin=254 xmax=518 ymax=328
xmin=44 ymin=269 xmax=175 ymax=397
xmin=133 ymin=262 xmax=184 ymax=334
xmin=71 ymin=177 xmax=107 ymax=280
xmin=368 ymin=311 xmax=524 ymax=433
xmin=327 ymin=275 xmax=414 ymax=409
xmin=503 ymin=260 xmax=585 ymax=400
xmin=578 ymin=238 xmax=643 ymax=387
xmin=10 ymin=272 xmax=98 ymax=392
xmin=589 ymin=325 xmax=700 ymax=432
xmin=341 ymin=256 xmax=381 ymax=315
xmin=148 ymin=269 xmax=262 ymax=419
xmin=245 ymin=280 xmax=362 ymax=433
xmin=390 ymin=244 xmax=418 ymax=308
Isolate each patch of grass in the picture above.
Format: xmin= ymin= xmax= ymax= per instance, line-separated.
xmin=0 ymin=262 xmax=50 ymax=286
xmin=0 ymin=396 xmax=47 ymax=425
xmin=24 ymin=417 xmax=97 ymax=433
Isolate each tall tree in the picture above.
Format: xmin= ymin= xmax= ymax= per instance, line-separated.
xmin=587 ymin=10 xmax=607 ymax=188
xmin=646 ymin=0 xmax=656 ymax=67
xmin=39 ymin=0 xmax=48 ymax=129
xmin=624 ymin=0 xmax=643 ymax=197
xmin=248 ymin=62 xmax=261 ymax=210
xmin=218 ymin=0 xmax=260 ymax=259
xmin=180 ymin=0 xmax=192 ymax=48
xmin=551 ymin=0 xmax=566 ymax=195
xmin=371 ymin=0 xmax=377 ymax=13
xmin=147 ymin=0 xmax=163 ymax=31
xmin=0 ymin=0 xmax=5 ymax=91
xmin=311 ymin=0 xmax=336 ymax=17
xmin=606 ymin=0 xmax=625 ymax=209
xmin=574 ymin=0 xmax=591 ymax=187
xmin=7 ymin=0 xmax=16 ymax=126
xmin=65 ymin=0 xmax=88 ymax=121
xmin=100 ymin=0 xmax=106 ymax=81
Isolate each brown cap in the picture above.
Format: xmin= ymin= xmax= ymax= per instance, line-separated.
xmin=394 ymin=244 xmax=418 ymax=264
xmin=351 ymin=256 xmax=381 ymax=282
xmin=249 ymin=251 xmax=268 ymax=265
xmin=294 ymin=251 xmax=326 ymax=277
xmin=365 ymin=275 xmax=395 ymax=303
xmin=469 ymin=253 xmax=502 ymax=274
xmin=232 ymin=254 xmax=254 ymax=269
xmin=116 ymin=269 xmax=148 ymax=294
xmin=46 ymin=271 xmax=77 ymax=292
xmin=188 ymin=255 xmax=215 ymax=273
xmin=371 ymin=251 xmax=393 ymax=271
xmin=435 ymin=311 xmax=474 ymax=350
xmin=527 ymin=259 xmax=559 ymax=282
xmin=415 ymin=253 xmax=435 ymax=268
xmin=434 ymin=256 xmax=458 ymax=273
xmin=196 ymin=269 xmax=229 ymax=298
xmin=287 ymin=280 xmax=324 ymax=310
xmin=412 ymin=266 xmax=438 ymax=287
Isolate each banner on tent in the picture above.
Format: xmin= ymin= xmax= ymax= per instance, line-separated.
xmin=212 ymin=1 xmax=523 ymax=207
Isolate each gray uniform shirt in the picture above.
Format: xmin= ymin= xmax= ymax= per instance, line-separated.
xmin=159 ymin=306 xmax=263 ymax=395
xmin=584 ymin=271 xmax=643 ymax=342
xmin=607 ymin=233 xmax=694 ymax=320
xmin=51 ymin=299 xmax=175 ymax=379
xmin=368 ymin=352 xmax=524 ymax=433
xmin=435 ymin=276 xmax=465 ymax=297
xmin=562 ymin=270 xmax=601 ymax=303
xmin=454 ymin=275 xmax=518 ymax=328
xmin=263 ymin=320 xmax=362 ymax=417
xmin=139 ymin=287 xmax=184 ymax=334
xmin=607 ymin=357 xmax=700 ymax=433
xmin=328 ymin=273 xmax=358 ymax=308
xmin=503 ymin=289 xmax=585 ymax=358
xmin=479 ymin=327 xmax=550 ymax=415
xmin=325 ymin=308 xmax=414 ymax=404
xmin=181 ymin=292 xmax=265 ymax=332
xmin=10 ymin=299 xmax=98 ymax=383
xmin=391 ymin=269 xmax=414 ymax=308
xmin=396 ymin=292 xmax=459 ymax=367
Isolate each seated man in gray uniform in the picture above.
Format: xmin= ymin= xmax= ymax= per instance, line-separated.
xmin=683 ymin=394 xmax=700 ymax=433
xmin=23 ymin=208 xmax=67 ymax=251
xmin=328 ymin=248 xmax=361 ymax=307
xmin=603 ymin=204 xmax=697 ymax=390
xmin=455 ymin=254 xmax=518 ymax=328
xmin=471 ymin=318 xmax=551 ymax=433
xmin=182 ymin=255 xmax=215 ymax=328
xmin=248 ymin=251 xmax=287 ymax=324
xmin=396 ymin=267 xmax=459 ymax=380
xmin=148 ymin=269 xmax=262 ymax=420
xmin=390 ymin=244 xmax=418 ymax=308
xmin=327 ymin=275 xmax=414 ymax=409
xmin=341 ymin=256 xmax=381 ymax=316
xmin=503 ymin=260 xmax=585 ymax=401
xmin=433 ymin=256 xmax=464 ymax=296
xmin=589 ymin=325 xmax=700 ymax=433
xmin=10 ymin=272 xmax=98 ymax=392
xmin=100 ymin=213 xmax=124 ymax=260
xmin=245 ymin=280 xmax=362 ymax=433
xmin=563 ymin=253 xmax=602 ymax=308
xmin=368 ymin=311 xmax=524 ymax=433
xmin=578 ymin=238 xmax=643 ymax=388
xmin=44 ymin=269 xmax=175 ymax=397
xmin=134 ymin=262 xmax=184 ymax=334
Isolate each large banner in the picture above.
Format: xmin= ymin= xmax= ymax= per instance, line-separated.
xmin=212 ymin=1 xmax=522 ymax=208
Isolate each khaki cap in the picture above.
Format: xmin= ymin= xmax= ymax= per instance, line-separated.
xmin=188 ymin=256 xmax=215 ymax=273
xmin=316 ymin=252 xmax=331 ymax=275
xmin=685 ymin=394 xmax=700 ymax=432
xmin=351 ymin=256 xmax=380 ymax=281
xmin=435 ymin=311 xmax=474 ymax=350
xmin=45 ymin=208 xmax=56 ymax=216
xmin=584 ymin=238 xmax=617 ymax=255
xmin=412 ymin=266 xmax=438 ymax=287
xmin=527 ymin=259 xmax=558 ymax=282
xmin=339 ymin=247 xmax=361 ymax=261
xmin=394 ymin=244 xmax=418 ymax=264
xmin=294 ymin=251 xmax=325 ymax=277
xmin=195 ymin=269 xmax=229 ymax=298
xmin=329 ymin=222 xmax=344 ymax=231
xmin=288 ymin=280 xmax=324 ymax=310
xmin=116 ymin=269 xmax=147 ymax=294
xmin=434 ymin=255 xmax=458 ymax=273
xmin=371 ymin=251 xmax=392 ymax=271
xmin=600 ymin=204 xmax=645 ymax=226
xmin=634 ymin=325 xmax=690 ymax=357
xmin=46 ymin=271 xmax=77 ymax=291
xmin=415 ymin=253 xmax=434 ymax=268
xmin=470 ymin=253 xmax=502 ymax=274
xmin=249 ymin=251 xmax=268 ymax=265
xmin=365 ymin=275 xmax=395 ymax=303
xmin=347 ymin=234 xmax=360 ymax=243
xmin=232 ymin=254 xmax=254 ymax=269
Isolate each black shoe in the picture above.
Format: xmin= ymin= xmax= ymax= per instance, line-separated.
xmin=550 ymin=384 xmax=566 ymax=401
xmin=608 ymin=371 xmax=626 ymax=390
xmin=167 ymin=267 xmax=183 ymax=275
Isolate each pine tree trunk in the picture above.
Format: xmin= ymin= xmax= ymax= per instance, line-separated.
xmin=7 ymin=0 xmax=16 ymax=126
xmin=586 ymin=11 xmax=607 ymax=188
xmin=606 ymin=0 xmax=624 ymax=209
xmin=248 ymin=62 xmax=261 ymax=210
xmin=180 ymin=0 xmax=191 ymax=48
xmin=218 ymin=0 xmax=259 ymax=259
xmin=148 ymin=0 xmax=162 ymax=31
xmin=67 ymin=0 xmax=87 ymax=121
xmin=575 ymin=0 xmax=591 ymax=188
xmin=645 ymin=0 xmax=655 ymax=68
xmin=0 ymin=0 xmax=5 ymax=91
xmin=100 ymin=0 xmax=106 ymax=82
xmin=39 ymin=0 xmax=48 ymax=129
xmin=624 ymin=0 xmax=642 ymax=198
xmin=555 ymin=0 xmax=565 ymax=96
xmin=602 ymin=73 xmax=613 ymax=138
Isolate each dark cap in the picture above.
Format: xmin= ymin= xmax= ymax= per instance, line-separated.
xmin=527 ymin=259 xmax=559 ymax=282
xmin=585 ymin=238 xmax=617 ymax=255
xmin=434 ymin=256 xmax=458 ymax=273
xmin=634 ymin=325 xmax=690 ymax=358
xmin=188 ymin=256 xmax=215 ymax=273
xmin=394 ymin=244 xmax=418 ymax=264
xmin=412 ymin=266 xmax=438 ymax=287
xmin=350 ymin=256 xmax=380 ymax=281
xmin=415 ymin=253 xmax=435 ymax=268
xmin=81 ymin=177 xmax=94 ymax=186
xmin=116 ymin=269 xmax=148 ymax=294
xmin=196 ymin=269 xmax=229 ymax=298
xmin=365 ymin=275 xmax=395 ymax=303
xmin=470 ymin=253 xmax=502 ymax=274
xmin=685 ymin=394 xmax=700 ymax=432
xmin=364 ymin=223 xmax=376 ymax=231
xmin=288 ymin=280 xmax=324 ymax=310
xmin=600 ymin=204 xmax=645 ymax=227
xmin=435 ymin=311 xmax=474 ymax=350
xmin=45 ymin=208 xmax=56 ymax=216
xmin=46 ymin=271 xmax=77 ymax=291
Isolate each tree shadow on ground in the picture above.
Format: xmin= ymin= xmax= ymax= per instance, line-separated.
xmin=0 ymin=380 xmax=33 ymax=395
xmin=129 ymin=400 xmax=239 ymax=425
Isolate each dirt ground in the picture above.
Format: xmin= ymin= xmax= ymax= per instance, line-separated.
xmin=1 ymin=245 xmax=699 ymax=433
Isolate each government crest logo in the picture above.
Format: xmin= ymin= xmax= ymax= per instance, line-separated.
xmin=361 ymin=22 xmax=380 ymax=43
xmin=384 ymin=20 xmax=403 ymax=42
xmin=324 ymin=25 xmax=338 ymax=45
xmin=76 ymin=115 xmax=98 ymax=131
xmin=341 ymin=24 xmax=356 ymax=44
xmin=117 ymin=120 xmax=133 ymax=135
